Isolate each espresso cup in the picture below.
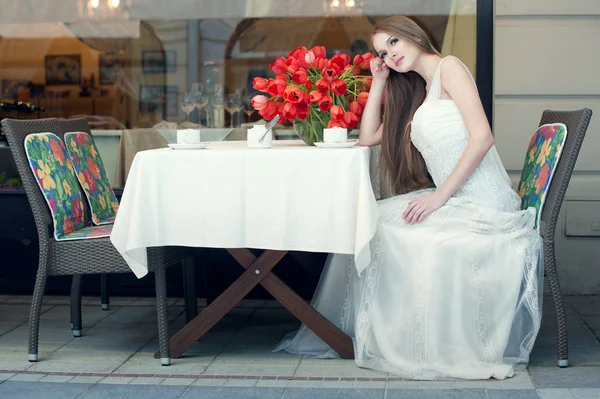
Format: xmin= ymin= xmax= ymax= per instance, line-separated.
xmin=323 ymin=127 xmax=348 ymax=143
xmin=247 ymin=125 xmax=272 ymax=149
xmin=177 ymin=129 xmax=201 ymax=145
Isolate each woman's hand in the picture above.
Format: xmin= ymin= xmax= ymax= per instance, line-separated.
xmin=370 ymin=57 xmax=390 ymax=81
xmin=402 ymin=192 xmax=449 ymax=225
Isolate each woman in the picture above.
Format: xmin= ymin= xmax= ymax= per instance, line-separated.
xmin=275 ymin=16 xmax=543 ymax=380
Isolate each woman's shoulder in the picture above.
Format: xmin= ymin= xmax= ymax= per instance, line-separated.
xmin=440 ymin=55 xmax=477 ymax=91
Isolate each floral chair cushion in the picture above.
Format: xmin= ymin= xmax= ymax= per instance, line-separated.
xmin=61 ymin=224 xmax=112 ymax=240
xmin=64 ymin=132 xmax=118 ymax=225
xmin=24 ymin=133 xmax=86 ymax=240
xmin=517 ymin=123 xmax=567 ymax=228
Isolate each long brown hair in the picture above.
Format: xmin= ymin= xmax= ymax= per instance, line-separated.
xmin=373 ymin=16 xmax=440 ymax=195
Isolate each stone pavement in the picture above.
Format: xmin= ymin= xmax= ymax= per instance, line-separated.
xmin=0 ymin=295 xmax=599 ymax=398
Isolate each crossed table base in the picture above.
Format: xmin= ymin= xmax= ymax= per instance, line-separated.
xmin=153 ymin=248 xmax=355 ymax=361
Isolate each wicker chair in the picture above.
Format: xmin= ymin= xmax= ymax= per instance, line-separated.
xmin=57 ymin=117 xmax=198 ymax=321
xmin=530 ymin=109 xmax=593 ymax=367
xmin=2 ymin=117 xmax=198 ymax=366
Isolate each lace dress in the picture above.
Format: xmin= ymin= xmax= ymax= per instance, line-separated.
xmin=274 ymin=57 xmax=543 ymax=380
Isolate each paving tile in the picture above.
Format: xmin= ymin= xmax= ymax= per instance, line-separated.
xmin=530 ymin=344 xmax=600 ymax=367
xmin=191 ymin=378 xmax=227 ymax=387
xmin=181 ymin=386 xmax=285 ymax=398
xmin=255 ymin=379 xmax=290 ymax=388
xmin=286 ymin=379 xmax=323 ymax=388
xmin=486 ymin=390 xmax=540 ymax=398
xmin=0 ymin=373 xmax=16 ymax=382
xmin=0 ymin=381 xmax=91 ymax=399
xmin=529 ymin=366 xmax=600 ymax=388
xmin=537 ymin=389 xmax=576 ymax=399
xmin=203 ymin=364 xmax=297 ymax=377
xmin=99 ymin=376 xmax=135 ymax=384
xmin=9 ymin=373 xmax=45 ymax=382
xmin=223 ymin=378 xmax=259 ymax=387
xmin=212 ymin=345 xmax=301 ymax=366
xmin=283 ymin=388 xmax=385 ymax=398
xmin=386 ymin=389 xmax=486 ymax=398
xmin=583 ymin=316 xmax=600 ymax=331
xmin=129 ymin=376 xmax=166 ymax=385
xmin=570 ymin=388 xmax=600 ymax=398
xmin=161 ymin=377 xmax=196 ymax=386
xmin=69 ymin=376 xmax=105 ymax=384
xmin=79 ymin=383 xmax=187 ymax=399
xmin=112 ymin=363 xmax=207 ymax=376
xmin=534 ymin=329 xmax=599 ymax=347
xmin=38 ymin=374 xmax=75 ymax=383
xmin=386 ymin=380 xmax=420 ymax=389
xmin=27 ymin=361 xmax=122 ymax=374
xmin=294 ymin=365 xmax=386 ymax=378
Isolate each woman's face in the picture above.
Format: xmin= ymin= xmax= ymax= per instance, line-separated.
xmin=372 ymin=32 xmax=420 ymax=73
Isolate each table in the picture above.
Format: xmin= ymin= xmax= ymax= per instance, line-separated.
xmin=110 ymin=140 xmax=380 ymax=361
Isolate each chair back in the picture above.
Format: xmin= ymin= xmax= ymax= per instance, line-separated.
xmin=517 ymin=109 xmax=592 ymax=236
xmin=1 ymin=118 xmax=60 ymax=241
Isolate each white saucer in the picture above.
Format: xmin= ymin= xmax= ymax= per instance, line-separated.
xmin=314 ymin=140 xmax=357 ymax=148
xmin=168 ymin=143 xmax=209 ymax=150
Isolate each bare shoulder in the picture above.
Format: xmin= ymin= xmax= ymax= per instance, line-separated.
xmin=439 ymin=55 xmax=477 ymax=96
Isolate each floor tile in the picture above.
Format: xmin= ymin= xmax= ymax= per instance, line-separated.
xmin=203 ymin=364 xmax=297 ymax=377
xmin=27 ymin=361 xmax=122 ymax=374
xmin=529 ymin=366 xmax=600 ymax=388
xmin=486 ymin=390 xmax=540 ymax=398
xmin=536 ymin=389 xmax=576 ymax=399
xmin=181 ymin=386 xmax=286 ymax=399
xmin=9 ymin=373 xmax=45 ymax=382
xmin=38 ymin=374 xmax=75 ymax=383
xmin=386 ymin=389 xmax=486 ymax=399
xmin=283 ymin=388 xmax=384 ymax=398
xmin=161 ymin=377 xmax=196 ymax=386
xmin=0 ymin=373 xmax=16 ymax=382
xmin=570 ymin=388 xmax=600 ymax=398
xmin=0 ymin=381 xmax=91 ymax=399
xmin=129 ymin=376 xmax=166 ymax=385
xmin=79 ymin=383 xmax=188 ymax=399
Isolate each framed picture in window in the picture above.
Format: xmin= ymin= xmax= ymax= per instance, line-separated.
xmin=45 ymin=55 xmax=81 ymax=86
xmin=141 ymin=50 xmax=177 ymax=74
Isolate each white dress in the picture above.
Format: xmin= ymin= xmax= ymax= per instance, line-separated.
xmin=275 ymin=57 xmax=544 ymax=380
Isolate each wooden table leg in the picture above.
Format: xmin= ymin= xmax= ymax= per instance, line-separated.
xmin=153 ymin=250 xmax=287 ymax=359
xmin=228 ymin=249 xmax=355 ymax=359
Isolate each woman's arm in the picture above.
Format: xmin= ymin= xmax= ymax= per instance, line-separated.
xmin=434 ymin=55 xmax=494 ymax=199
xmin=403 ymin=55 xmax=494 ymax=224
xmin=359 ymin=59 xmax=388 ymax=146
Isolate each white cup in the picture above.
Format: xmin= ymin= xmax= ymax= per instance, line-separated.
xmin=247 ymin=125 xmax=272 ymax=149
xmin=323 ymin=127 xmax=348 ymax=143
xmin=177 ymin=129 xmax=201 ymax=145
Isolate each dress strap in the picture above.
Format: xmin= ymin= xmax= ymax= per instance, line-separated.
xmin=427 ymin=57 xmax=446 ymax=101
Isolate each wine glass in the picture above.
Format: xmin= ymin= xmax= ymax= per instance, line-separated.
xmin=243 ymin=96 xmax=255 ymax=122
xmin=225 ymin=94 xmax=243 ymax=128
xmin=180 ymin=92 xmax=196 ymax=123
xmin=212 ymin=87 xmax=225 ymax=128
xmin=191 ymin=83 xmax=208 ymax=126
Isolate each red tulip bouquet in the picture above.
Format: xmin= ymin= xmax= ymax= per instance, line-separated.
xmin=251 ymin=46 xmax=374 ymax=145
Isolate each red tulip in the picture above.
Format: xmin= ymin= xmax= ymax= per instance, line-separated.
xmin=309 ymin=90 xmax=322 ymax=103
xmin=288 ymin=46 xmax=308 ymax=60
xmin=314 ymin=57 xmax=328 ymax=70
xmin=284 ymin=87 xmax=304 ymax=104
xmin=258 ymin=101 xmax=278 ymax=120
xmin=292 ymin=70 xmax=308 ymax=84
xmin=328 ymin=119 xmax=347 ymax=128
xmin=285 ymin=58 xmax=300 ymax=74
xmin=305 ymin=80 xmax=312 ymax=91
xmin=252 ymin=77 xmax=268 ymax=92
xmin=330 ymin=105 xmax=344 ymax=121
xmin=276 ymin=74 xmax=288 ymax=82
xmin=315 ymin=79 xmax=330 ymax=94
xmin=318 ymin=95 xmax=333 ymax=112
xmin=281 ymin=102 xmax=298 ymax=122
xmin=270 ymin=56 xmax=287 ymax=74
xmin=343 ymin=111 xmax=359 ymax=129
xmin=360 ymin=53 xmax=375 ymax=69
xmin=251 ymin=95 xmax=268 ymax=111
xmin=353 ymin=54 xmax=364 ymax=67
xmin=357 ymin=92 xmax=369 ymax=107
xmin=310 ymin=46 xmax=327 ymax=59
xmin=296 ymin=101 xmax=310 ymax=120
xmin=329 ymin=54 xmax=350 ymax=71
xmin=349 ymin=101 xmax=363 ymax=116
xmin=267 ymin=78 xmax=286 ymax=96
xmin=321 ymin=66 xmax=339 ymax=82
xmin=331 ymin=79 xmax=347 ymax=96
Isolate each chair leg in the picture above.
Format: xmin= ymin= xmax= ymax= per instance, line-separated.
xmin=100 ymin=274 xmax=110 ymax=311
xmin=544 ymin=240 xmax=568 ymax=367
xmin=28 ymin=266 xmax=48 ymax=362
xmin=154 ymin=266 xmax=170 ymax=366
xmin=70 ymin=275 xmax=83 ymax=337
xmin=182 ymin=257 xmax=198 ymax=323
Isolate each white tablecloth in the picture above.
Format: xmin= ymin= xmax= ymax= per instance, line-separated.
xmin=110 ymin=140 xmax=380 ymax=278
